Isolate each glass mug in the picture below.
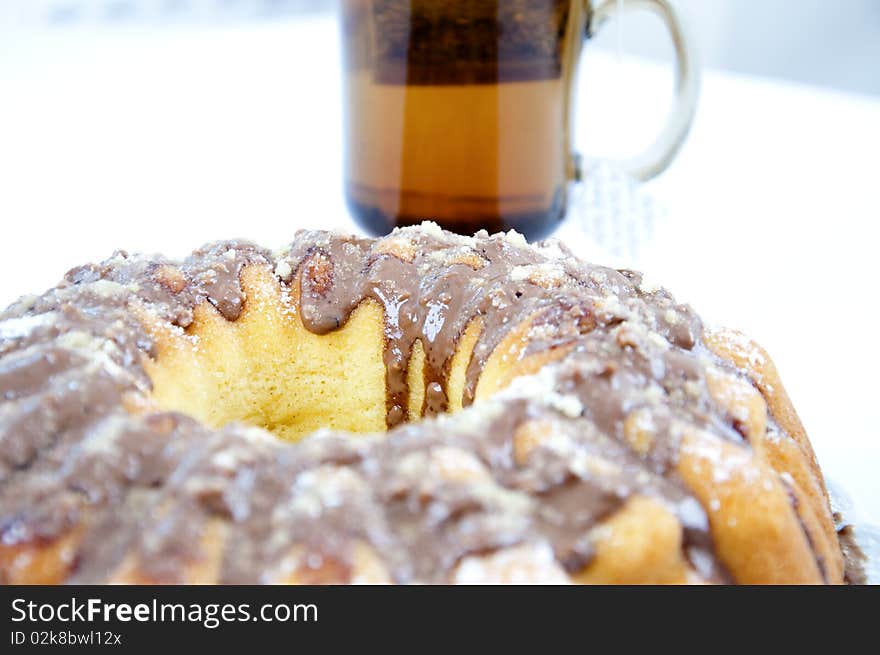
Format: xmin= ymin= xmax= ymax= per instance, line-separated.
xmin=341 ymin=0 xmax=699 ymax=240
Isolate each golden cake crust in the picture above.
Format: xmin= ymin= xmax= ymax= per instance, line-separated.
xmin=0 ymin=224 xmax=849 ymax=584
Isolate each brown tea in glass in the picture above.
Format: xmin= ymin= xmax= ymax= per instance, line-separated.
xmin=341 ymin=0 xmax=698 ymax=240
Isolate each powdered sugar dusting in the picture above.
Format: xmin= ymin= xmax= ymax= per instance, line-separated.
xmin=0 ymin=313 xmax=56 ymax=341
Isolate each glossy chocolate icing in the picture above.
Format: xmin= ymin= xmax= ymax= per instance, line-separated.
xmin=0 ymin=224 xmax=839 ymax=583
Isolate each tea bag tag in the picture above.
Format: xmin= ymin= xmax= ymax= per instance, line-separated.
xmin=557 ymin=159 xmax=662 ymax=268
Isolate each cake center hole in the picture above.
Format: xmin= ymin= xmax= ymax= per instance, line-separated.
xmin=142 ymin=266 xmax=474 ymax=441
xmin=143 ymin=265 xmax=507 ymax=441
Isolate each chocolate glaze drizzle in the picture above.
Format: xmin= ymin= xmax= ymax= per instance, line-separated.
xmin=0 ymin=223 xmax=839 ymax=583
xmin=283 ymin=227 xmax=699 ymax=426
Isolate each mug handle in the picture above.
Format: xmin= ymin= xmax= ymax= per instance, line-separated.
xmin=584 ymin=0 xmax=700 ymax=181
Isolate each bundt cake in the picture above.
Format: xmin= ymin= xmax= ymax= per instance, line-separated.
xmin=0 ymin=223 xmax=856 ymax=584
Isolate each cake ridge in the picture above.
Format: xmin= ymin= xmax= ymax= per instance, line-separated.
xmin=0 ymin=222 xmax=850 ymax=584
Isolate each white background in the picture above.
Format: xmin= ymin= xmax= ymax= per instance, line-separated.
xmin=1 ymin=14 xmax=878 ymax=523
xmin=3 ymin=0 xmax=879 ymax=95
